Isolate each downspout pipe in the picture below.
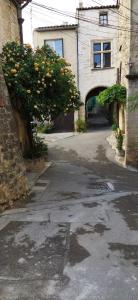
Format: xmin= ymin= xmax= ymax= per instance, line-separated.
xmin=13 ymin=0 xmax=32 ymax=44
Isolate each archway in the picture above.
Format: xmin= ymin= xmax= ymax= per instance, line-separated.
xmin=85 ymin=86 xmax=110 ymax=128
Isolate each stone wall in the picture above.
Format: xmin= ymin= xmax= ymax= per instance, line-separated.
xmin=0 ymin=64 xmax=28 ymax=211
xmin=118 ymin=0 xmax=138 ymax=167
xmin=0 ymin=0 xmax=20 ymax=53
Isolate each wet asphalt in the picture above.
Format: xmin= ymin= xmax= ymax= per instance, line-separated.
xmin=0 ymin=129 xmax=138 ymax=300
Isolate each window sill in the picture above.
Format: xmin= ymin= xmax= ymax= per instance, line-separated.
xmin=91 ymin=67 xmax=115 ymax=71
xmin=99 ymin=24 xmax=109 ymax=27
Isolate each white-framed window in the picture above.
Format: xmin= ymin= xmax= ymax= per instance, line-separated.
xmin=44 ymin=39 xmax=64 ymax=57
xmin=92 ymin=41 xmax=111 ymax=69
xmin=99 ymin=12 xmax=108 ymax=26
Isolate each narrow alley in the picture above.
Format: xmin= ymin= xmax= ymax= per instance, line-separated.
xmin=0 ymin=129 xmax=138 ymax=300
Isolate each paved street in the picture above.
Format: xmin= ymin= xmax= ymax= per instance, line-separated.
xmin=0 ymin=129 xmax=138 ymax=300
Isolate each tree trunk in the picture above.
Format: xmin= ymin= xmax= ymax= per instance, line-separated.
xmin=14 ymin=109 xmax=33 ymax=155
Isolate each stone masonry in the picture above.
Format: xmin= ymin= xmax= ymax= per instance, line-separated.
xmin=0 ymin=64 xmax=29 ymax=211
xmin=0 ymin=0 xmax=20 ymax=53
xmin=0 ymin=0 xmax=29 ymax=211
xmin=118 ymin=0 xmax=138 ymax=167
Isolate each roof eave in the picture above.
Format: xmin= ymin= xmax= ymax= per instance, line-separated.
xmin=77 ymin=4 xmax=119 ymax=11
xmin=35 ymin=24 xmax=78 ymax=32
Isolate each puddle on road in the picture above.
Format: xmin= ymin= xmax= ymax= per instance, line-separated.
xmin=75 ymin=227 xmax=93 ymax=235
xmin=84 ymin=223 xmax=110 ymax=236
xmin=108 ymin=243 xmax=138 ymax=266
xmin=58 ymin=192 xmax=81 ymax=200
xmin=68 ymin=233 xmax=90 ymax=266
xmin=75 ymin=223 xmax=110 ymax=236
xmin=113 ymin=194 xmax=138 ymax=230
xmin=82 ymin=202 xmax=99 ymax=208
xmin=93 ymin=223 xmax=110 ymax=235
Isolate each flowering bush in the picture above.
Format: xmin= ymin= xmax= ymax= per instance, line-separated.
xmin=2 ymin=42 xmax=81 ymax=155
xmin=2 ymin=42 xmax=80 ymax=120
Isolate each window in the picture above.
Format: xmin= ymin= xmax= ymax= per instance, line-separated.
xmin=99 ymin=12 xmax=108 ymax=26
xmin=93 ymin=41 xmax=111 ymax=69
xmin=44 ymin=39 xmax=63 ymax=57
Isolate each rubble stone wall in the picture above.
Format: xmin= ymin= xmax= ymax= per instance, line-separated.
xmin=0 ymin=0 xmax=20 ymax=53
xmin=118 ymin=0 xmax=138 ymax=167
xmin=0 ymin=64 xmax=28 ymax=211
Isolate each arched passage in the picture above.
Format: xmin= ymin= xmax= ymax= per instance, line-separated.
xmin=85 ymin=86 xmax=110 ymax=128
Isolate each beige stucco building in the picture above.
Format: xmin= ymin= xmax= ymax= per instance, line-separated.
xmin=34 ymin=24 xmax=78 ymax=84
xmin=33 ymin=24 xmax=79 ymax=130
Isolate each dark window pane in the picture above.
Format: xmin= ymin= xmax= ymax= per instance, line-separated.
xmin=103 ymin=53 xmax=111 ymax=68
xmin=94 ymin=53 xmax=101 ymax=68
xmin=99 ymin=13 xmax=108 ymax=25
xmin=93 ymin=43 xmax=101 ymax=52
xmin=103 ymin=42 xmax=111 ymax=51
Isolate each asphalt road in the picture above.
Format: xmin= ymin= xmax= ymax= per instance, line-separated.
xmin=0 ymin=129 xmax=138 ymax=300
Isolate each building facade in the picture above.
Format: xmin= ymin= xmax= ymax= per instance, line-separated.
xmin=77 ymin=4 xmax=119 ymax=120
xmin=34 ymin=24 xmax=79 ymax=131
xmin=34 ymin=5 xmax=119 ymax=129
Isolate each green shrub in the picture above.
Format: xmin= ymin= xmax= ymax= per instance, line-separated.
xmin=23 ymin=137 xmax=48 ymax=159
xmin=115 ymin=128 xmax=124 ymax=151
xmin=97 ymin=84 xmax=126 ymax=106
xmin=112 ymin=123 xmax=118 ymax=131
xmin=37 ymin=123 xmax=53 ymax=134
xmin=76 ymin=119 xmax=87 ymax=132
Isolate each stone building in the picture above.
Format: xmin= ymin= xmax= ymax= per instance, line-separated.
xmin=0 ymin=0 xmax=30 ymax=210
xmin=118 ymin=0 xmax=138 ymax=166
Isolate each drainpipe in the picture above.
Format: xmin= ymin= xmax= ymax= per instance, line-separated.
xmin=13 ymin=0 xmax=32 ymax=44
xmin=18 ymin=8 xmax=24 ymax=44
xmin=76 ymin=9 xmax=80 ymax=90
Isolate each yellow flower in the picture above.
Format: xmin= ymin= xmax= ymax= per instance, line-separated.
xmin=34 ymin=62 xmax=39 ymax=66
xmin=11 ymin=69 xmax=17 ymax=75
xmin=15 ymin=63 xmax=20 ymax=69
xmin=26 ymin=44 xmax=32 ymax=49
xmin=35 ymin=67 xmax=39 ymax=72
xmin=46 ymin=73 xmax=52 ymax=78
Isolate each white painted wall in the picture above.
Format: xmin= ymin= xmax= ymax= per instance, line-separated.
xmin=77 ymin=7 xmax=119 ymax=104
